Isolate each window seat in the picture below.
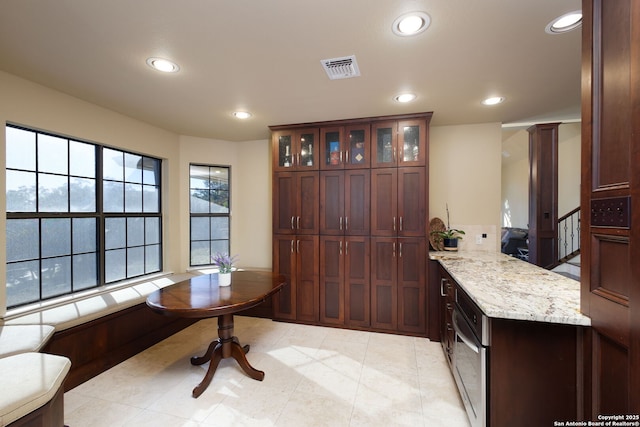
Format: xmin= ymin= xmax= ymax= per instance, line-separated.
xmin=0 ymin=352 xmax=70 ymax=427
xmin=4 ymin=272 xmax=197 ymax=331
xmin=2 ymin=272 xmax=201 ymax=391
xmin=0 ymin=325 xmax=55 ymax=360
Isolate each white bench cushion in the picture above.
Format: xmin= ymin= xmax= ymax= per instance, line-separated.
xmin=5 ymin=273 xmax=196 ymax=331
xmin=0 ymin=352 xmax=71 ymax=426
xmin=0 ymin=325 xmax=55 ymax=358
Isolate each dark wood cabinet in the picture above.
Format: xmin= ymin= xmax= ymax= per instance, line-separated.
xmin=272 ymin=234 xmax=319 ymax=322
xmin=371 ymin=237 xmax=426 ymax=333
xmin=273 ymin=171 xmax=319 ymax=235
xmin=271 ymin=112 xmax=431 ymax=336
xmin=371 ymin=167 xmax=426 ymax=237
xmin=272 ymin=128 xmax=319 ymax=172
xmin=320 ymin=169 xmax=369 ymax=236
xmin=437 ymin=265 xmax=455 ymax=365
xmin=319 ymin=236 xmax=369 ymax=327
xmin=371 ymin=119 xmax=426 ymax=168
xmin=320 ymin=124 xmax=370 ymax=170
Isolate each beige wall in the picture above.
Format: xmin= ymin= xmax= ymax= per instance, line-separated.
xmin=500 ymin=123 xmax=581 ymax=230
xmin=430 ymin=123 xmax=503 ymax=252
xmin=501 ymin=130 xmax=529 ymax=229
xmin=178 ymin=136 xmax=272 ymax=270
xmin=1 ymin=70 xmax=507 ymax=314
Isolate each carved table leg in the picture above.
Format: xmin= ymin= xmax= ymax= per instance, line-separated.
xmin=190 ymin=313 xmax=264 ymax=398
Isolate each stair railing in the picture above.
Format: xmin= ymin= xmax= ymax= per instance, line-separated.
xmin=557 ymin=206 xmax=580 ymax=263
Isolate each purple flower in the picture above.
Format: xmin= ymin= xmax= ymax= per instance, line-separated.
xmin=211 ymin=252 xmax=238 ymax=273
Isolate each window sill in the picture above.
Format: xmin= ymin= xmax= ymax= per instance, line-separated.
xmin=2 ymin=271 xmax=197 ymax=331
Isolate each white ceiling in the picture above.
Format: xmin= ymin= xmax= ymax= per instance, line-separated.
xmin=0 ymin=0 xmax=582 ymax=142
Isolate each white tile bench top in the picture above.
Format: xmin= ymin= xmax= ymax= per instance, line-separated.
xmin=4 ymin=272 xmax=197 ymax=332
xmin=0 ymin=325 xmax=55 ymax=359
xmin=0 ymin=352 xmax=71 ymax=426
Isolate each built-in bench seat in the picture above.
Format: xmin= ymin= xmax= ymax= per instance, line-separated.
xmin=0 ymin=352 xmax=70 ymax=427
xmin=0 ymin=325 xmax=55 ymax=359
xmin=2 ymin=272 xmax=201 ymax=390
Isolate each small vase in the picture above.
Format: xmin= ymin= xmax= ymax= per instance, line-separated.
xmin=218 ymin=272 xmax=231 ymax=287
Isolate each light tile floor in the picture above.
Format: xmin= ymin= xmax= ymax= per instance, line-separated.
xmin=64 ymin=316 xmax=470 ymax=427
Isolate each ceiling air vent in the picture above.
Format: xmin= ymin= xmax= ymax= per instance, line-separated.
xmin=320 ymin=55 xmax=361 ymax=80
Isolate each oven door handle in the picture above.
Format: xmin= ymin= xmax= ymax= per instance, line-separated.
xmin=453 ymin=310 xmax=480 ymax=354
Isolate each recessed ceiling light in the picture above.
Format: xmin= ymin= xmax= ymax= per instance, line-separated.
xmin=233 ymin=111 xmax=252 ymax=119
xmin=146 ymin=57 xmax=180 ymax=73
xmin=482 ymin=96 xmax=505 ymax=106
xmin=394 ymin=93 xmax=417 ymax=103
xmin=392 ymin=12 xmax=431 ymax=37
xmin=545 ymin=10 xmax=582 ymax=34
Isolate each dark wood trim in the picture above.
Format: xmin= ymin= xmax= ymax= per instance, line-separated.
xmin=269 ymin=112 xmax=433 ymax=131
xmin=42 ymin=303 xmax=197 ymax=390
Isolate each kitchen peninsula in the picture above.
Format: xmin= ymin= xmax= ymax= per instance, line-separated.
xmin=430 ymin=251 xmax=590 ymax=427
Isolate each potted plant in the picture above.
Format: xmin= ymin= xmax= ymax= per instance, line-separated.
xmin=211 ymin=252 xmax=238 ymax=286
xmin=430 ymin=204 xmax=465 ymax=251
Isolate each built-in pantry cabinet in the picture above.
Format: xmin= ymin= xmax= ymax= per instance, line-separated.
xmin=270 ymin=112 xmax=431 ymax=335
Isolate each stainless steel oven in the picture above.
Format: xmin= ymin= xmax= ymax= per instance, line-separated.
xmin=452 ymin=288 xmax=489 ymax=427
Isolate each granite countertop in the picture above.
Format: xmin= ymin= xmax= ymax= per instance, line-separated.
xmin=430 ymin=251 xmax=591 ymax=326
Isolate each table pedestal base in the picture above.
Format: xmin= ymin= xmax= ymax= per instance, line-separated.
xmin=190 ymin=313 xmax=264 ymax=398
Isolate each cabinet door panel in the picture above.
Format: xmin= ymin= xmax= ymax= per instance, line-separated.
xmin=398 ymin=119 xmax=426 ymax=166
xmin=344 ymin=170 xmax=370 ymax=236
xmin=398 ymin=238 xmax=426 ymax=333
xmin=273 ymin=236 xmax=296 ymax=320
xmin=320 ymin=171 xmax=345 ymax=235
xmin=297 ymin=129 xmax=319 ymax=170
xmin=371 ymin=168 xmax=398 ymax=236
xmin=371 ymin=237 xmax=397 ymax=330
xmin=320 ymin=127 xmax=344 ymax=170
xmin=273 ymin=173 xmax=296 ymax=234
xmin=345 ymin=237 xmax=370 ymax=327
xmin=320 ymin=236 xmax=344 ymax=325
xmin=372 ymin=121 xmax=397 ymax=167
xmin=398 ymin=168 xmax=426 ymax=236
xmin=297 ymin=172 xmax=319 ymax=234
xmin=345 ymin=124 xmax=370 ymax=169
xmin=296 ymin=235 xmax=319 ymax=322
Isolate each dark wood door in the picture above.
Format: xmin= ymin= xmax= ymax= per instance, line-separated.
xmin=272 ymin=235 xmax=296 ymax=320
xmin=295 ymin=171 xmax=319 ymax=235
xmin=344 ymin=124 xmax=371 ymax=169
xmin=320 ymin=236 xmax=344 ymax=325
xmin=370 ymin=237 xmax=397 ymax=330
xmin=273 ymin=173 xmax=296 ymax=235
xmin=320 ymin=171 xmax=345 ymax=235
xmin=371 ymin=168 xmax=398 ymax=236
xmin=345 ymin=236 xmax=370 ymax=328
xmin=438 ymin=265 xmax=455 ymax=364
xmin=320 ymin=126 xmax=345 ymax=170
xmin=397 ymin=119 xmax=426 ymax=167
xmin=397 ymin=238 xmax=426 ymax=334
xmin=344 ymin=170 xmax=370 ymax=236
xmin=371 ymin=121 xmax=398 ymax=168
xmin=295 ymin=235 xmax=319 ymax=323
xmin=582 ymin=0 xmax=640 ymax=415
xmin=273 ymin=172 xmax=319 ymax=235
xmin=397 ymin=167 xmax=426 ymax=237
xmin=272 ymin=128 xmax=319 ymax=172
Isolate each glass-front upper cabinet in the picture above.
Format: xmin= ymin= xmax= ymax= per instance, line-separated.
xmin=320 ymin=125 xmax=370 ymax=169
xmin=273 ymin=128 xmax=319 ymax=171
xmin=372 ymin=119 xmax=426 ymax=167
